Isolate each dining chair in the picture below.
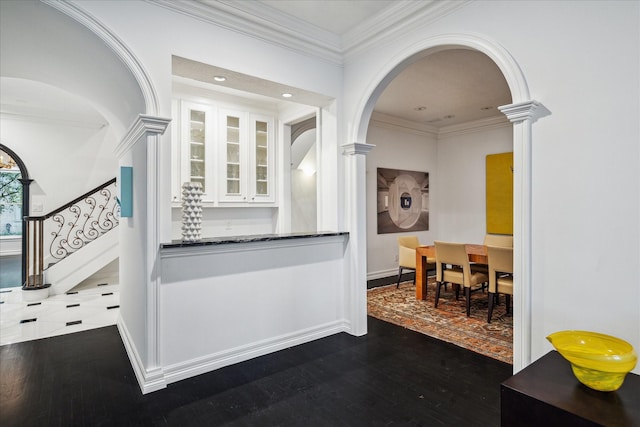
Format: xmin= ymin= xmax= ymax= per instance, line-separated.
xmin=470 ymin=234 xmax=513 ymax=273
xmin=434 ymin=241 xmax=489 ymax=316
xmin=483 ymin=234 xmax=513 ymax=248
xmin=396 ymin=236 xmax=434 ymax=289
xmin=487 ymin=245 xmax=514 ymax=323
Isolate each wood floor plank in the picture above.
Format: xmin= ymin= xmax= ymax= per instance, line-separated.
xmin=0 ymin=317 xmax=512 ymax=426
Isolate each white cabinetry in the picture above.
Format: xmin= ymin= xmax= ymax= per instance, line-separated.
xmin=219 ymin=109 xmax=275 ymax=204
xmin=173 ymin=99 xmax=276 ymax=206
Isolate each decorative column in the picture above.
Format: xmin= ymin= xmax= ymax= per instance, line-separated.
xmin=342 ymin=142 xmax=375 ymax=336
xmin=499 ymin=100 xmax=549 ymax=373
xmin=115 ymin=114 xmax=171 ymax=394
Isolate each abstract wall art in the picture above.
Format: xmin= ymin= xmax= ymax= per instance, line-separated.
xmin=377 ymin=167 xmax=429 ymax=234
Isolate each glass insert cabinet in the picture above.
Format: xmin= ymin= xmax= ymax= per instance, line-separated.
xmin=175 ymin=100 xmax=275 ymax=206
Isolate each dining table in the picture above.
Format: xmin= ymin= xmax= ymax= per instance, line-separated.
xmin=414 ymin=244 xmax=488 ymax=300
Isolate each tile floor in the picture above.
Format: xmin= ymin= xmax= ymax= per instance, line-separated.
xmin=0 ymin=278 xmax=119 ymax=346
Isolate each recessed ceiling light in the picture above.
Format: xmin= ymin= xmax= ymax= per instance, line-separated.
xmin=281 ymin=93 xmax=293 ymax=98
xmin=480 ymin=106 xmax=493 ymax=110
xmin=414 ymin=106 xmax=427 ymax=111
xmin=213 ymin=76 xmax=227 ymax=82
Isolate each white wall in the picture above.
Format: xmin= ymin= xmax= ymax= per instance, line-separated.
xmin=436 ymin=122 xmax=513 ymax=244
xmin=366 ymin=119 xmax=437 ymax=279
xmin=0 ymin=114 xmax=118 ymax=214
xmin=291 ymin=170 xmax=317 ymax=233
xmin=118 ymin=140 xmax=149 ymax=370
xmin=159 ymin=235 xmax=348 ymax=386
xmin=346 ymin=0 xmax=639 ymax=371
xmin=170 ymin=207 xmax=277 ymax=240
xmin=291 ymin=129 xmax=318 ymax=233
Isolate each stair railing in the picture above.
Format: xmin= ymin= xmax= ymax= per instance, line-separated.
xmin=23 ymin=178 xmax=119 ymax=289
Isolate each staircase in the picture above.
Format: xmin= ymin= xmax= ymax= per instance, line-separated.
xmin=23 ymin=178 xmax=119 ymax=295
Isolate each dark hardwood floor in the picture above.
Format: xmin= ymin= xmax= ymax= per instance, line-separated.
xmin=0 ymin=316 xmax=512 ymax=426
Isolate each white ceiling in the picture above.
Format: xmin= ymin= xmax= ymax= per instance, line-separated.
xmin=259 ymin=0 xmax=397 ymax=35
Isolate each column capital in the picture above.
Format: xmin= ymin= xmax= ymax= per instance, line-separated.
xmin=499 ymin=100 xmax=550 ymax=124
xmin=342 ymin=142 xmax=375 ymax=156
xmin=115 ymin=115 xmax=171 ymax=159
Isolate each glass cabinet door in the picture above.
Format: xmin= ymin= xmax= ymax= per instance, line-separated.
xmin=180 ymin=101 xmax=213 ymax=203
xmin=248 ymin=113 xmax=274 ymax=203
xmin=189 ymin=109 xmax=206 ymax=192
xmin=221 ymin=111 xmax=245 ymax=201
xmin=254 ymin=120 xmax=269 ymax=196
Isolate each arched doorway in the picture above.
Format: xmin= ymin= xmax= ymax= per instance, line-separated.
xmin=350 ymin=34 xmax=547 ymax=372
xmin=0 ymin=144 xmax=31 ymax=288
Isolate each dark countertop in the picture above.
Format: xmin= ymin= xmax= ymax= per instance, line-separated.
xmin=160 ymin=231 xmax=349 ymax=249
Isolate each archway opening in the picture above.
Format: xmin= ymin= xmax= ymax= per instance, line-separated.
xmin=353 ymin=35 xmax=533 ymax=371
xmin=0 ymin=144 xmax=30 ymax=289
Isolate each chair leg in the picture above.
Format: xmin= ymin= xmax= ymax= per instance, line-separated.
xmin=454 ymin=284 xmax=460 ymax=300
xmin=435 ymin=282 xmax=442 ymax=307
xmin=505 ymin=294 xmax=511 ymax=314
xmin=396 ymin=267 xmax=403 ymax=288
xmin=488 ymin=291 xmax=495 ymax=323
xmin=465 ymin=287 xmax=471 ymax=317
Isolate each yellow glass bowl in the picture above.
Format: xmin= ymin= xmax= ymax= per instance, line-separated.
xmin=547 ymin=330 xmax=637 ymax=392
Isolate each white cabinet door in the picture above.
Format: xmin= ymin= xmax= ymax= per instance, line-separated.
xmin=218 ymin=108 xmax=248 ymax=203
xmin=249 ymin=114 xmax=275 ymax=203
xmin=181 ymin=101 xmax=215 ymax=202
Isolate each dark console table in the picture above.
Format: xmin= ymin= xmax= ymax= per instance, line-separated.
xmin=501 ymin=351 xmax=639 ymax=426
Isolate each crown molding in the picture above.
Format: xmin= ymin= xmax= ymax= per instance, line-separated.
xmin=146 ymin=0 xmax=471 ymax=66
xmin=369 ymin=111 xmax=439 ymax=137
xmin=148 ymin=0 xmax=342 ymax=65
xmin=370 ymin=111 xmax=511 ymax=139
xmin=343 ymin=1 xmax=471 ymax=61
xmin=437 ymin=115 xmax=511 ymax=138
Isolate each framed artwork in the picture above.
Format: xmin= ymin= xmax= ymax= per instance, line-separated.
xmin=377 ymin=167 xmax=429 ymax=234
xmin=486 ymin=152 xmax=513 ymax=234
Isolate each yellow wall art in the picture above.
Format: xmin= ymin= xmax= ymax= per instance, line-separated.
xmin=486 ymin=152 xmax=513 ymax=235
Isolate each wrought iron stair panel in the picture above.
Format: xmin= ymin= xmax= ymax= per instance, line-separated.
xmin=23 ymin=178 xmax=119 ymax=290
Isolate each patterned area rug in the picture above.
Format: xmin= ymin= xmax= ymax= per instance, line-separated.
xmin=367 ymin=278 xmax=513 ymax=364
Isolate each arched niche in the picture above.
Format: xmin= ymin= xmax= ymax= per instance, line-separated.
xmin=349 ymin=33 xmax=546 ymax=373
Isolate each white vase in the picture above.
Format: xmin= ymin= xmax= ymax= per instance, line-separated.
xmin=181 ymin=182 xmax=203 ymax=241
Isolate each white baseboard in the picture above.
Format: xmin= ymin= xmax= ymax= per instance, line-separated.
xmin=162 ymin=320 xmax=350 ymax=386
xmin=118 ymin=316 xmax=350 ymax=394
xmin=367 ymin=268 xmax=397 ymax=281
xmin=117 ymin=317 xmax=167 ymax=394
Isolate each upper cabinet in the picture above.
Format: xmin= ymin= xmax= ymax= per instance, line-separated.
xmin=219 ymin=109 xmax=275 ymax=204
xmin=179 ymin=101 xmax=215 ymax=202
xmin=173 ymin=99 xmax=276 ymax=207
